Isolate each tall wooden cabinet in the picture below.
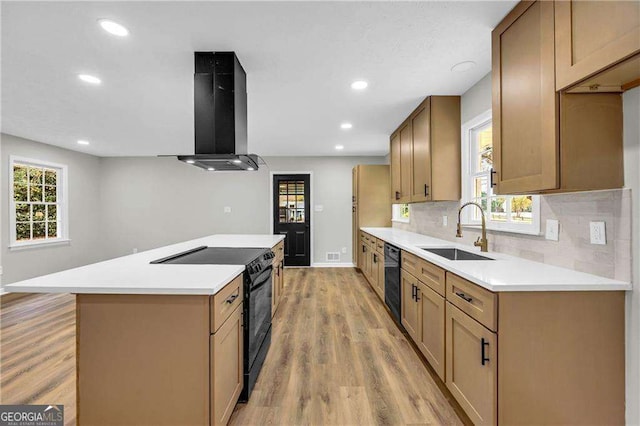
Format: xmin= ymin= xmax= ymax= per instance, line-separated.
xmin=352 ymin=165 xmax=391 ymax=265
xmin=492 ymin=0 xmax=635 ymax=195
xmin=390 ymin=96 xmax=460 ymax=203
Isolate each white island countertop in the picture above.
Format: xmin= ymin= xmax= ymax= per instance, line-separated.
xmin=4 ymin=234 xmax=285 ymax=296
xmin=362 ymin=227 xmax=631 ymax=292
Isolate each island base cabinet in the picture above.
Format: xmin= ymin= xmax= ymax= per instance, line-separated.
xmin=445 ymin=302 xmax=497 ymax=426
xmin=211 ymin=305 xmax=243 ymax=426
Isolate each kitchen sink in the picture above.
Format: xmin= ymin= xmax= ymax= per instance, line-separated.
xmin=422 ymin=248 xmax=493 ymax=261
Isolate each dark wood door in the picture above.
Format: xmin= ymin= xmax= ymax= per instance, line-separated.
xmin=273 ymin=174 xmax=310 ymax=267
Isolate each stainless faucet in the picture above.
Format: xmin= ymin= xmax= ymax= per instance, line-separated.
xmin=456 ymin=201 xmax=489 ymax=252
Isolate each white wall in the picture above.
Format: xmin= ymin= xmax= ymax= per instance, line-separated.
xmin=98 ymin=155 xmax=385 ymax=264
xmin=0 ymin=133 xmax=104 ymax=284
xmin=623 ymin=87 xmax=639 ymax=426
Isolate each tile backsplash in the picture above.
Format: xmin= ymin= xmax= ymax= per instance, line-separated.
xmin=393 ymin=189 xmax=632 ymax=281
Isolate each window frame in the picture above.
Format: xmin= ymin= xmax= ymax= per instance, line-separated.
xmin=9 ymin=156 xmax=70 ymax=250
xmin=461 ymin=110 xmax=541 ymax=236
xmin=392 ymin=203 xmax=410 ymax=224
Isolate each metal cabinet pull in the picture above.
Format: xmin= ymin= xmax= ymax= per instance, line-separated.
xmin=362 ymin=245 xmax=366 ymax=253
xmin=424 ymin=184 xmax=430 ymax=197
xmin=415 ymin=288 xmax=420 ymax=302
xmin=411 ymin=284 xmax=416 ymax=301
xmin=455 ymin=292 xmax=473 ymax=302
xmin=490 ymin=168 xmax=497 ymax=188
xmin=225 ymin=293 xmax=239 ymax=304
xmin=373 ymin=253 xmax=378 ymax=264
xmin=395 ymin=191 xmax=401 ymax=200
xmin=481 ymin=338 xmax=490 ymax=365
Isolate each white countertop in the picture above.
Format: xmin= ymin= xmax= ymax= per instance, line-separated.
xmin=4 ymin=234 xmax=285 ymax=296
xmin=362 ymin=227 xmax=631 ymax=292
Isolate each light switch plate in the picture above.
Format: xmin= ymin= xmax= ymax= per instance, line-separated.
xmin=590 ymin=221 xmax=606 ymax=245
xmin=545 ymin=219 xmax=559 ymax=241
xmin=224 ymin=206 xmax=232 ymax=213
xmin=314 ymin=205 xmax=324 ymax=212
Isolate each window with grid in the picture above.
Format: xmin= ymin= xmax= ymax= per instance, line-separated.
xmin=462 ymin=111 xmax=540 ymax=235
xmin=278 ymin=180 xmax=305 ymax=223
xmin=9 ymin=157 xmax=68 ymax=248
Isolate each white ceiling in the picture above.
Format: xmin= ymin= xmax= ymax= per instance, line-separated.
xmin=1 ymin=1 xmax=516 ymax=157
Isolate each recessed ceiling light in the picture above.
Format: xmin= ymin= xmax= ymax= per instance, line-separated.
xmin=340 ymin=123 xmax=353 ymax=130
xmin=451 ymin=61 xmax=476 ymax=73
xmin=186 ymin=160 xmax=195 ymax=164
xmin=351 ymin=80 xmax=368 ymax=90
xmin=77 ymin=140 xmax=90 ymax=145
xmin=247 ymin=167 xmax=255 ymax=171
xmin=98 ymin=19 xmax=129 ymax=37
xmin=335 ymin=145 xmax=344 ymax=150
xmin=78 ymin=74 xmax=101 ymax=85
xmin=233 ymin=159 xmax=242 ymax=164
xmin=207 ymin=167 xmax=215 ymax=171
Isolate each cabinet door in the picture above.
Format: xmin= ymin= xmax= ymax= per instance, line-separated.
xmin=555 ymin=1 xmax=640 ymax=91
xmin=401 ymin=271 xmax=420 ymax=341
xmin=352 ymin=204 xmax=358 ymax=265
xmin=492 ymin=1 xmax=558 ymax=194
xmin=417 ymin=281 xmax=445 ymax=381
xmin=411 ymin=100 xmax=432 ymax=202
xmin=271 ymin=266 xmax=279 ymax=317
xmin=358 ymin=239 xmax=366 ymax=271
xmin=446 ymin=303 xmax=497 ymax=425
xmin=211 ymin=305 xmax=243 ymax=426
xmin=399 ymin=123 xmax=413 ymax=203
xmin=376 ymin=252 xmax=385 ymax=300
xmin=370 ymin=250 xmax=380 ymax=290
xmin=390 ymin=133 xmax=402 ymax=202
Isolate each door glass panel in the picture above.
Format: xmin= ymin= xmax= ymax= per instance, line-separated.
xmin=278 ymin=180 xmax=306 ymax=223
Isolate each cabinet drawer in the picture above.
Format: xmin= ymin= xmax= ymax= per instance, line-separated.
xmin=446 ymin=273 xmax=497 ymax=332
xmin=401 ymin=251 xmax=446 ymax=296
xmin=211 ymin=274 xmax=244 ymax=333
xmin=375 ymin=238 xmax=385 ymax=254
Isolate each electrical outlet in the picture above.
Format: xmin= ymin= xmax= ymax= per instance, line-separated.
xmin=341 ymin=247 xmax=347 ymax=254
xmin=590 ymin=221 xmax=606 ymax=245
xmin=442 ymin=216 xmax=448 ymax=226
xmin=545 ymin=219 xmax=559 ymax=241
xmin=224 ymin=206 xmax=232 ymax=213
xmin=132 ymin=248 xmax=138 ymax=254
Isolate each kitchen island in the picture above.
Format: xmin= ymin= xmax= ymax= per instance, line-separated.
xmin=5 ymin=234 xmax=285 ymax=426
xmin=360 ymin=227 xmax=630 ymax=425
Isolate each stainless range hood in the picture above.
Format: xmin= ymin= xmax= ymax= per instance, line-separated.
xmin=178 ymin=52 xmax=260 ymax=171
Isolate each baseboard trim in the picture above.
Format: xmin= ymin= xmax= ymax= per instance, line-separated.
xmin=311 ymin=262 xmax=356 ymax=268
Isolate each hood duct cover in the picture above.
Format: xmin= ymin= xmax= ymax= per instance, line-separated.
xmin=178 ymin=52 xmax=261 ymax=171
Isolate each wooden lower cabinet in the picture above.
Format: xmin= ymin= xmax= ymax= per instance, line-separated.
xmin=211 ymin=305 xmax=243 ymax=425
xmin=400 ymin=270 xmax=420 ymax=341
xmin=445 ymin=302 xmax=497 ymax=425
xmin=374 ymin=250 xmax=385 ymax=300
xmin=416 ymin=281 xmax=445 ymax=381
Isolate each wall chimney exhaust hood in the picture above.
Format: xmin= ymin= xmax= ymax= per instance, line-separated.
xmin=178 ymin=52 xmax=261 ymax=171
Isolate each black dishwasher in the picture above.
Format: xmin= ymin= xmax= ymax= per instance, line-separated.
xmin=384 ymin=243 xmax=403 ymax=329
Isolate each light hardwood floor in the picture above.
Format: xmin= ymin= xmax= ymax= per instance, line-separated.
xmin=0 ymin=268 xmax=464 ymax=426
xmin=230 ymin=268 xmax=465 ymax=425
xmin=0 ymin=293 xmax=76 ymax=426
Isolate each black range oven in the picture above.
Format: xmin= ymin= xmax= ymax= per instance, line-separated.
xmin=151 ymin=246 xmax=275 ymax=401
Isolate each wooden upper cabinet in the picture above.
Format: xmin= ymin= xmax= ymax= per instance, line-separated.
xmin=390 ymin=96 xmax=461 ymax=203
xmin=390 ymin=133 xmax=402 ymax=202
xmin=555 ymin=0 xmax=640 ymax=91
xmin=492 ymin=1 xmax=558 ymax=194
xmin=492 ymin=1 xmax=625 ymax=195
xmin=399 ymin=123 xmax=413 ymax=203
xmin=410 ymin=101 xmax=432 ymax=202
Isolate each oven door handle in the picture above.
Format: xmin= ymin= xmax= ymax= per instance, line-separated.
xmin=249 ymin=266 xmax=274 ymax=292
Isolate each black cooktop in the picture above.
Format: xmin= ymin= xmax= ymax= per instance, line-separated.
xmin=151 ymin=246 xmax=269 ymax=265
